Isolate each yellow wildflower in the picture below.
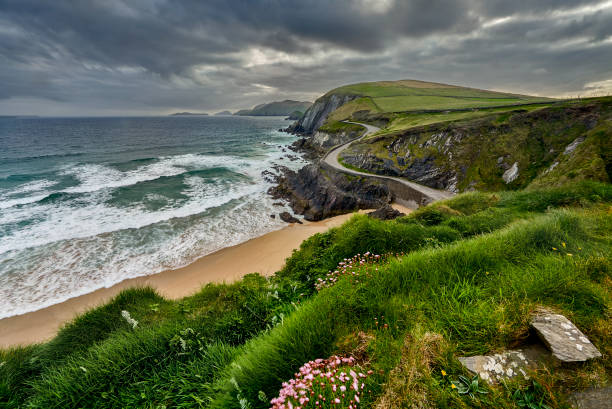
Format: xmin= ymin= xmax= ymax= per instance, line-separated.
xmin=562 ymin=242 xmax=566 ymax=248
xmin=485 ymin=271 xmax=489 ymax=275
xmin=441 ymin=370 xmax=447 ymax=376
xmin=567 ymin=253 xmax=573 ymax=256
xmin=451 ymin=384 xmax=457 ymax=389
xmin=552 ymin=247 xmax=557 ymax=251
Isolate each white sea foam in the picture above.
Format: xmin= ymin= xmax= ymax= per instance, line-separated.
xmin=0 ymin=194 xmax=50 ymax=210
xmin=0 ymin=179 xmax=57 ymax=209
xmin=0 ymin=153 xmax=291 ymax=254
xmin=60 ymin=154 xmax=247 ymax=194
xmin=4 ymin=179 xmax=57 ymax=195
xmin=0 ymin=135 xmax=306 ymax=318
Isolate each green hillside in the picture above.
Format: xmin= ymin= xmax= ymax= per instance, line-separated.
xmin=324 ymin=79 xmax=550 ymax=122
xmin=2 ymin=182 xmax=610 ymax=408
xmin=339 ymin=97 xmax=612 ymax=192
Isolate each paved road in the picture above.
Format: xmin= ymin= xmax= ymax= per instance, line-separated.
xmin=322 ymin=121 xmax=454 ymax=202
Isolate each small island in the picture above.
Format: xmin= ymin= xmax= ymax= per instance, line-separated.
xmin=169 ymin=112 xmax=209 ymax=116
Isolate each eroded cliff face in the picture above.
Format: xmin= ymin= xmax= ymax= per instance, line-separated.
xmin=340 ymin=103 xmax=611 ymax=192
xmin=287 ymin=94 xmax=358 ymax=135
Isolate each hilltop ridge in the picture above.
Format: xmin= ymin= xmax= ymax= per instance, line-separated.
xmin=288 ymin=79 xmax=551 ymax=135
xmin=234 ymin=100 xmax=312 ymax=116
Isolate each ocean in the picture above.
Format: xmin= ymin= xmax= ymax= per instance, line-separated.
xmin=0 ymin=115 xmax=304 ymax=319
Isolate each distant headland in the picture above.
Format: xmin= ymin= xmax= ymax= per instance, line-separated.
xmin=169 ymin=112 xmax=209 ymax=116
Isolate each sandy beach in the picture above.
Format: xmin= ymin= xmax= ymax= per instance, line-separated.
xmin=0 ymin=205 xmax=410 ymax=348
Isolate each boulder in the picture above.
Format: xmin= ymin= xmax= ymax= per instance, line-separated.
xmin=279 ymin=212 xmax=302 ymax=224
xmin=367 ymin=205 xmax=405 ymax=220
xmin=530 ymin=312 xmax=602 ymax=362
xmin=569 ymin=386 xmax=612 ymax=409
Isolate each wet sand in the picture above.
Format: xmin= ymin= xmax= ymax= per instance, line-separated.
xmin=0 ymin=205 xmax=411 ymax=347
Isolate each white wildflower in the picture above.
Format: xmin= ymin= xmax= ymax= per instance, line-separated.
xmin=121 ymin=310 xmax=138 ymax=328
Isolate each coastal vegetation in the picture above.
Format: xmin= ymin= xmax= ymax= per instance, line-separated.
xmin=339 ymin=97 xmax=612 ymax=192
xmin=1 ymin=181 xmax=610 ymax=408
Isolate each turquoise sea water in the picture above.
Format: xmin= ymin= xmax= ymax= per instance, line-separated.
xmin=0 ymin=116 xmax=304 ymax=318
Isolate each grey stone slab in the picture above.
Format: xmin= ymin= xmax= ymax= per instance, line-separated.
xmin=531 ymin=312 xmax=602 ymax=362
xmin=458 ymin=344 xmax=551 ymax=384
xmin=569 ymin=386 xmax=612 ymax=409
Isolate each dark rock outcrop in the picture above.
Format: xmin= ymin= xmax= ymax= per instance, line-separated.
xmin=269 ymin=164 xmax=392 ymax=221
xmin=279 ymin=212 xmax=302 ymax=224
xmin=287 ymin=138 xmax=327 ymax=161
xmin=341 ymin=151 xmax=456 ymax=191
xmin=286 ymin=127 xmax=365 ymax=161
xmin=367 ymin=205 xmax=405 ymax=220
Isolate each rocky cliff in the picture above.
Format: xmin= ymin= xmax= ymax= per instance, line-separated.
xmin=340 ymin=101 xmax=611 ymax=192
xmin=287 ymin=123 xmax=366 ymax=160
xmin=268 ymin=164 xmax=392 ymax=221
xmin=287 ymin=94 xmax=359 ymax=135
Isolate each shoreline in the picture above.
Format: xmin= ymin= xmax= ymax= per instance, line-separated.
xmin=0 ymin=205 xmax=410 ymax=348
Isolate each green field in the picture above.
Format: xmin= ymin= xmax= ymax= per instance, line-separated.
xmin=317 ymin=79 xmax=553 ymax=134
xmin=326 ymin=79 xmax=541 ymax=100
xmin=374 ymin=95 xmax=546 ymax=112
xmin=374 ymin=104 xmax=554 ymax=136
xmin=2 ymin=182 xmax=610 ymax=408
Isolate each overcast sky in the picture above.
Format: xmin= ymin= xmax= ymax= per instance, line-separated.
xmin=1 ymin=0 xmax=611 ymax=116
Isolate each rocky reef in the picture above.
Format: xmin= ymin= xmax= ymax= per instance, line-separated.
xmin=268 ymin=164 xmax=392 ymax=221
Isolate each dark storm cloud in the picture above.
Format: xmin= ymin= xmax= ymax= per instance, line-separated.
xmin=0 ymin=0 xmax=611 ymax=115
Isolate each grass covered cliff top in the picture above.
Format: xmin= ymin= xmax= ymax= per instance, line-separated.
xmin=2 ymin=181 xmax=610 ymax=408
xmin=316 ymin=79 xmax=552 ymax=129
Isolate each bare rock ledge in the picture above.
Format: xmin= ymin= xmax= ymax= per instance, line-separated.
xmin=531 ymin=312 xmax=602 ymax=363
xmin=458 ymin=345 xmax=551 ymax=384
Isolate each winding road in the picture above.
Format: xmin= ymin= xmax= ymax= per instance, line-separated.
xmin=322 ymin=121 xmax=454 ymax=203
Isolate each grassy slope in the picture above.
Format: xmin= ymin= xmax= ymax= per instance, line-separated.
xmin=316 ymin=79 xmax=552 ymax=133
xmin=339 ymin=97 xmax=612 ymax=192
xmin=2 ymin=182 xmax=610 ymax=408
xmin=375 ymin=103 xmax=554 ymax=136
